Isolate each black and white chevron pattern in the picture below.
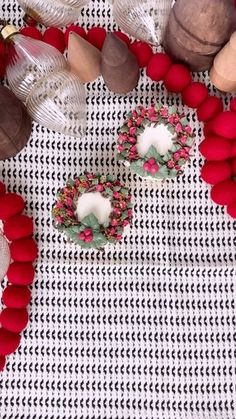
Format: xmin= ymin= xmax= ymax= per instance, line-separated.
xmin=0 ymin=1 xmax=235 ymax=418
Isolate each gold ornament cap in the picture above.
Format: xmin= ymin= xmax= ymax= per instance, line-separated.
xmin=1 ymin=25 xmax=19 ymax=40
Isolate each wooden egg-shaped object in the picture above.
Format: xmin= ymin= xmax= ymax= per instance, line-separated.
xmin=163 ymin=0 xmax=236 ymax=71
xmin=210 ymin=32 xmax=236 ymax=93
xmin=101 ymin=33 xmax=140 ymax=94
xmin=0 ymin=86 xmax=32 ymax=160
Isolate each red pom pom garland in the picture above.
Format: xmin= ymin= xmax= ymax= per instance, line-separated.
xmin=43 ymin=27 xmax=66 ymax=53
xmin=20 ymin=26 xmax=43 ymax=41
xmin=0 ymin=183 xmax=37 ymax=370
xmin=129 ymin=41 xmax=153 ymax=68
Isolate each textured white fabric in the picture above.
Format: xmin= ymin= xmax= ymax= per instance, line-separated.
xmin=0 ymin=1 xmax=236 ymax=418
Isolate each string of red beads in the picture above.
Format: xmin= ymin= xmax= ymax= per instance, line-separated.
xmin=0 ymin=182 xmax=38 ymax=372
xmin=1 ymin=25 xmax=236 ymax=218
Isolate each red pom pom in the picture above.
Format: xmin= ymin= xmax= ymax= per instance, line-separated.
xmin=7 ymin=262 xmax=35 ymax=286
xmin=182 ymin=82 xmax=208 ymax=108
xmin=164 ymin=64 xmax=192 ymax=93
xmin=0 ymin=328 xmax=21 ymax=356
xmin=43 ymin=27 xmax=66 ymax=54
xmin=0 ymin=355 xmax=6 ymax=371
xmin=197 ymin=96 xmax=223 ymax=122
xmin=0 ymin=193 xmax=25 ymax=221
xmin=64 ymin=25 xmax=87 ymax=46
xmin=203 ymin=121 xmax=215 ymax=137
xmin=199 ymin=136 xmax=232 ymax=161
xmin=20 ymin=27 xmax=43 ymax=41
xmin=211 ymin=179 xmax=236 ymax=205
xmin=10 ymin=238 xmax=38 ymax=262
xmin=4 ymin=215 xmax=33 ymax=241
xmin=231 ymin=141 xmax=236 ymax=157
xmin=201 ymin=161 xmax=231 ymax=184
xmin=146 ymin=53 xmax=172 ymax=82
xmin=227 ymin=201 xmax=236 ymax=218
xmin=212 ymin=111 xmax=236 ymax=139
xmin=230 ymin=97 xmax=236 ymax=113
xmin=87 ymin=27 xmax=106 ymax=50
xmin=230 ymin=157 xmax=236 ymax=175
xmin=2 ymin=285 xmax=31 ymax=308
xmin=113 ymin=31 xmax=130 ymax=46
xmin=0 ymin=308 xmax=28 ymax=333
xmin=0 ymin=182 xmax=6 ymax=196
xmin=129 ymin=41 xmax=153 ymax=68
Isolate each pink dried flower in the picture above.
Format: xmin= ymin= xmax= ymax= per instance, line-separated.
xmin=130 ymin=145 xmax=137 ymax=152
xmin=96 ymin=184 xmax=104 ymax=192
xmin=168 ymin=116 xmax=175 ymax=124
xmin=116 ymin=234 xmax=123 ymax=241
xmin=128 ymin=136 xmax=136 ymax=144
xmin=66 ymin=209 xmax=74 ymax=217
xmin=173 ymin=152 xmax=181 ymax=161
xmin=127 ymin=119 xmax=133 ymax=127
xmin=128 ymin=209 xmax=133 ymax=218
xmin=111 ymin=219 xmax=119 ymax=227
xmin=113 ymin=207 xmax=121 ymax=216
xmin=123 ymin=219 xmax=129 ymax=227
xmin=160 ymin=108 xmax=168 ymax=117
xmin=120 ymin=201 xmax=127 ymax=209
xmin=56 ymin=215 xmax=64 ymax=223
xmin=180 ymin=136 xmax=187 ymax=145
xmin=66 ymin=197 xmax=73 ymax=206
xmin=185 ymin=126 xmax=192 ymax=134
xmin=167 ymin=160 xmax=175 ymax=169
xmin=175 ymin=123 xmax=183 ymax=133
xmin=118 ymin=144 xmax=125 ymax=153
xmin=136 ymin=117 xmax=143 ymax=126
xmin=113 ymin=191 xmax=121 ymax=199
xmin=129 ymin=127 xmax=137 ymax=135
xmin=175 ymin=165 xmax=181 ymax=171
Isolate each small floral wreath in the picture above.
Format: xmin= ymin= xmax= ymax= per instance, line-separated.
xmin=52 ymin=173 xmax=133 ymax=249
xmin=0 ymin=181 xmax=38 ymax=372
xmin=117 ymin=104 xmax=194 ymax=180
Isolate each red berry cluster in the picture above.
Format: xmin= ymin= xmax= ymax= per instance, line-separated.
xmin=0 ymin=182 xmax=38 ymax=372
xmin=79 ymin=228 xmax=93 ymax=243
xmin=143 ymin=158 xmax=159 ymax=174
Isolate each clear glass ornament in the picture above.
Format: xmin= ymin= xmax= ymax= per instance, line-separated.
xmin=3 ymin=26 xmax=86 ymax=137
xmin=17 ymin=0 xmax=89 ymax=27
xmin=112 ymin=0 xmax=173 ymax=45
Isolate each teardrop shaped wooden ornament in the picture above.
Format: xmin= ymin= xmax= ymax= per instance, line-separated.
xmin=163 ymin=0 xmax=236 ymax=71
xmin=67 ymin=32 xmax=101 ymax=83
xmin=101 ymin=33 xmax=140 ymax=94
xmin=0 ymin=86 xmax=32 ymax=160
xmin=210 ymin=32 xmax=236 ymax=93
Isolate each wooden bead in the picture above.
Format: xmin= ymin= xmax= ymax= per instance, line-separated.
xmin=101 ymin=33 xmax=139 ymax=94
xmin=0 ymin=328 xmax=21 ymax=356
xmin=7 ymin=262 xmax=35 ymax=286
xmin=0 ymin=86 xmax=32 ymax=160
xmin=163 ymin=0 xmax=236 ymax=71
xmin=210 ymin=32 xmax=236 ymax=93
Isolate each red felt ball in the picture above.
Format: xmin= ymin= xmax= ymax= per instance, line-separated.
xmin=227 ymin=201 xmax=236 ymax=218
xmin=10 ymin=238 xmax=38 ymax=262
xmin=146 ymin=53 xmax=172 ymax=82
xmin=212 ymin=111 xmax=236 ymax=139
xmin=129 ymin=41 xmax=153 ymax=68
xmin=197 ymin=96 xmax=223 ymax=122
xmin=0 ymin=328 xmax=21 ymax=356
xmin=7 ymin=262 xmax=35 ymax=286
xmin=4 ymin=215 xmax=33 ymax=241
xmin=211 ymin=179 xmax=236 ymax=205
xmin=0 ymin=308 xmax=29 ymax=333
xmin=201 ymin=161 xmax=232 ymax=184
xmin=230 ymin=157 xmax=236 ymax=175
xmin=113 ymin=31 xmax=130 ymax=46
xmin=199 ymin=136 xmax=232 ymax=161
xmin=64 ymin=25 xmax=87 ymax=46
xmin=164 ymin=64 xmax=192 ymax=93
xmin=203 ymin=121 xmax=215 ymax=137
xmin=87 ymin=27 xmax=106 ymax=50
xmin=231 ymin=141 xmax=236 ymax=157
xmin=0 ymin=182 xmax=6 ymax=196
xmin=0 ymin=355 xmax=6 ymax=371
xmin=182 ymin=82 xmax=208 ymax=108
xmin=43 ymin=27 xmax=66 ymax=54
xmin=20 ymin=26 xmax=43 ymax=41
xmin=0 ymin=193 xmax=25 ymax=221
xmin=2 ymin=285 xmax=31 ymax=308
xmin=230 ymin=97 xmax=236 ymax=113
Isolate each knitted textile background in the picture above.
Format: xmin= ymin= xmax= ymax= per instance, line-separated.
xmin=0 ymin=1 xmax=236 ymax=418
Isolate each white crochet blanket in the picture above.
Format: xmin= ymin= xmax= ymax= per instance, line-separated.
xmin=0 ymin=1 xmax=235 ymax=418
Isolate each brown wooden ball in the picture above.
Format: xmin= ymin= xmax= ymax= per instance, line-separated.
xmin=0 ymin=86 xmax=32 ymax=160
